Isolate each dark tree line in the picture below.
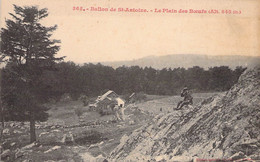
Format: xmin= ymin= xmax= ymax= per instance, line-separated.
xmin=8 ymin=61 xmax=244 ymax=100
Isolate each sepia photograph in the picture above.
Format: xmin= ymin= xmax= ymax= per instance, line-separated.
xmin=0 ymin=0 xmax=259 ymax=161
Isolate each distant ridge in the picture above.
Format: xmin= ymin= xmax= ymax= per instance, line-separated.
xmin=101 ymin=54 xmax=260 ymax=69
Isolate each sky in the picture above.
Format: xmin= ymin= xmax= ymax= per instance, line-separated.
xmin=0 ymin=0 xmax=260 ymax=63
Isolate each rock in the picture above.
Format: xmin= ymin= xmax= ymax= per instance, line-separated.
xmin=3 ymin=128 xmax=10 ymax=134
xmin=229 ymin=152 xmax=247 ymax=160
xmin=15 ymin=149 xmax=25 ymax=159
xmin=169 ymin=156 xmax=193 ymax=161
xmin=58 ymin=160 xmax=67 ymax=162
xmin=22 ymin=142 xmax=37 ymax=150
xmin=61 ymin=135 xmax=66 ymax=143
xmin=22 ymin=159 xmax=32 ymax=162
xmin=109 ymin=67 xmax=260 ymax=161
xmin=67 ymin=158 xmax=75 ymax=162
xmin=14 ymin=130 xmax=23 ymax=134
xmin=35 ymin=124 xmax=41 ymax=129
xmin=154 ymin=155 xmax=166 ymax=161
xmin=52 ymin=129 xmax=61 ymax=133
xmin=61 ymin=132 xmax=74 ymax=144
xmin=10 ymin=142 xmax=16 ymax=147
xmin=129 ymin=120 xmax=135 ymax=125
xmin=44 ymin=146 xmax=61 ymax=153
xmin=1 ymin=149 xmax=11 ymax=159
xmin=80 ymin=152 xmax=105 ymax=162
xmin=39 ymin=132 xmax=49 ymax=137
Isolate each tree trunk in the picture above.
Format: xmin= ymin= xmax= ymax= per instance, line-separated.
xmin=30 ymin=111 xmax=36 ymax=143
xmin=0 ymin=69 xmax=4 ymax=142
xmin=0 ymin=99 xmax=4 ymax=142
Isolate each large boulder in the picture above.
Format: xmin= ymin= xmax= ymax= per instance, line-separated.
xmin=109 ymin=66 xmax=260 ymax=161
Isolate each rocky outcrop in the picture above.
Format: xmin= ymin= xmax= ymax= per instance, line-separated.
xmin=109 ymin=67 xmax=260 ymax=161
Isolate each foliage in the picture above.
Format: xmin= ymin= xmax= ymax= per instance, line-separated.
xmin=74 ymin=107 xmax=85 ymax=118
xmin=45 ymin=62 xmax=246 ymax=99
xmin=1 ymin=5 xmax=62 ymax=120
xmin=79 ymin=95 xmax=89 ymax=106
xmin=0 ymin=5 xmax=62 ymax=141
xmin=133 ymin=92 xmax=147 ymax=103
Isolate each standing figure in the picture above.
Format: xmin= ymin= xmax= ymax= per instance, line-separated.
xmin=114 ymin=103 xmax=125 ymax=121
xmin=114 ymin=105 xmax=121 ymax=121
xmin=176 ymin=87 xmax=193 ymax=110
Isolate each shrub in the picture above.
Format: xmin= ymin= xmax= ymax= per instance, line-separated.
xmin=74 ymin=107 xmax=85 ymax=118
xmin=79 ymin=95 xmax=89 ymax=106
xmin=134 ymin=92 xmax=147 ymax=103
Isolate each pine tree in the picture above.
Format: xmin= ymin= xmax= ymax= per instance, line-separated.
xmin=1 ymin=5 xmax=63 ymax=142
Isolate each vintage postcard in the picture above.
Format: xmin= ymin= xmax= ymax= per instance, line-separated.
xmin=0 ymin=0 xmax=259 ymax=161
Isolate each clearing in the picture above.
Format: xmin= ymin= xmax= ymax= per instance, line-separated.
xmin=1 ymin=92 xmax=217 ymax=161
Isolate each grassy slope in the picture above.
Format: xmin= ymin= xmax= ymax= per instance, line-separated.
xmin=137 ymin=93 xmax=220 ymax=114
xmin=1 ymin=93 xmax=217 ymax=161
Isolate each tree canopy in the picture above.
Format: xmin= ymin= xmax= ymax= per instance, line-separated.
xmin=41 ymin=62 xmax=246 ymax=99
xmin=1 ymin=5 xmax=63 ymax=142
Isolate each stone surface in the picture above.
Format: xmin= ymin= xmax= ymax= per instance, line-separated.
xmin=44 ymin=146 xmax=61 ymax=153
xmin=109 ymin=67 xmax=260 ymax=161
xmin=3 ymin=128 xmax=10 ymax=134
xmin=1 ymin=149 xmax=11 ymax=158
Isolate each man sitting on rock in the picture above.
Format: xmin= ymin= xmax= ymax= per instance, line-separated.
xmin=176 ymin=87 xmax=193 ymax=110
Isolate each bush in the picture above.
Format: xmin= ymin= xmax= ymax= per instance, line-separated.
xmin=98 ymin=108 xmax=115 ymax=116
xmin=74 ymin=107 xmax=85 ymax=118
xmin=134 ymin=92 xmax=147 ymax=103
xmin=79 ymin=95 xmax=89 ymax=106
